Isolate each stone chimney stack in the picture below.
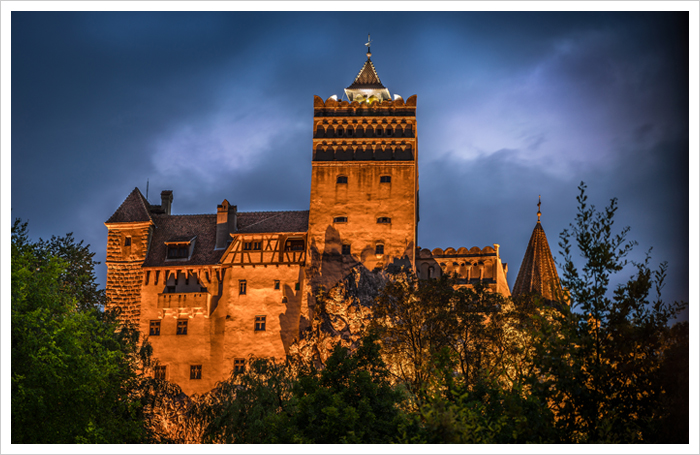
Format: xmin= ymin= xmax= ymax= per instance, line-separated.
xmin=161 ymin=190 xmax=173 ymax=215
xmin=216 ymin=199 xmax=237 ymax=250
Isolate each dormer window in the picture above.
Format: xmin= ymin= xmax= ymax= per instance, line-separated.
xmin=167 ymin=245 xmax=188 ymax=259
xmin=164 ymin=236 xmax=195 ymax=262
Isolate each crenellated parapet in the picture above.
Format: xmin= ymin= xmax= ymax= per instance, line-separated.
xmin=416 ymin=244 xmax=511 ymax=296
xmin=313 ymin=94 xmax=417 ymax=117
xmin=312 ymin=95 xmax=418 ymax=162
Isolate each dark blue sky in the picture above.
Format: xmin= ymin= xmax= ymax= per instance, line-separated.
xmin=9 ymin=11 xmax=692 ymax=320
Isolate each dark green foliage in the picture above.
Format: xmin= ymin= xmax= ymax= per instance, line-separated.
xmin=527 ymin=183 xmax=688 ymax=443
xmin=197 ymin=334 xmax=406 ymax=443
xmin=11 ymin=220 xmax=151 ymax=443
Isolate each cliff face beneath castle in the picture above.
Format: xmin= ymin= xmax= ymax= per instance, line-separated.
xmin=290 ymin=264 xmax=391 ymax=364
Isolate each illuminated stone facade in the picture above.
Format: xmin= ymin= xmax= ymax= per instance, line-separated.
xmin=105 ymin=49 xmax=514 ymax=396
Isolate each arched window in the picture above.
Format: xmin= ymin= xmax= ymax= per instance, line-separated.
xmin=428 ymin=266 xmax=435 ymax=279
xmin=337 ymin=175 xmax=348 ymax=184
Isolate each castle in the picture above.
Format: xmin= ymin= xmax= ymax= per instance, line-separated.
xmin=105 ymin=44 xmax=560 ymax=396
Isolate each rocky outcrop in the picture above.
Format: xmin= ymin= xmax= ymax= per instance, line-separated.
xmin=289 ymin=264 xmax=391 ymax=364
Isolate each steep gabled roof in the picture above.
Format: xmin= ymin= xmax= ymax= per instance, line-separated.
xmin=141 ymin=210 xmax=310 ymax=267
xmin=106 ymin=187 xmax=152 ymax=224
xmin=346 ymin=58 xmax=386 ymax=90
xmin=512 ymin=222 xmax=563 ymax=302
xmin=237 ymin=210 xmax=309 ymax=234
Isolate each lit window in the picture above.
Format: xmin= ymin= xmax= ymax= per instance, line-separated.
xmin=274 ymin=280 xmax=280 ymax=290
xmin=375 ymin=244 xmax=384 ymax=255
xmin=255 ymin=316 xmax=266 ymax=331
xmin=234 ymin=359 xmax=246 ymax=374
xmin=124 ymin=236 xmax=131 ymax=246
xmin=342 ymin=244 xmax=351 ymax=255
xmin=380 ymin=176 xmax=391 ymax=183
xmin=337 ymin=176 xmax=348 ymax=184
xmin=377 ymin=217 xmax=391 ymax=224
xmin=239 ymin=280 xmax=247 ymax=295
xmin=176 ymin=319 xmax=188 ymax=335
xmin=333 ymin=216 xmax=348 ymax=223
xmin=155 ymin=365 xmax=166 ymax=380
xmin=149 ymin=320 xmax=161 ymax=336
xmin=190 ymin=365 xmax=202 ymax=380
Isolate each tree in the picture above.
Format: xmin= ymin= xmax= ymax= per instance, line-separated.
xmin=527 ymin=183 xmax=687 ymax=443
xmin=196 ymin=333 xmax=406 ymax=443
xmin=11 ymin=220 xmax=152 ymax=443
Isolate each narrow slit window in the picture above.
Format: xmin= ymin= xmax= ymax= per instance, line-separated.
xmin=239 ymin=280 xmax=247 ymax=295
xmin=274 ymin=280 xmax=280 ymax=290
xmin=149 ymin=320 xmax=161 ymax=336
xmin=176 ymin=319 xmax=188 ymax=335
xmin=190 ymin=365 xmax=202 ymax=380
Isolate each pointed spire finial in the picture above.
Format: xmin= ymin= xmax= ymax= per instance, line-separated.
xmin=365 ymin=33 xmax=372 ymax=58
xmin=537 ymin=195 xmax=542 ymax=223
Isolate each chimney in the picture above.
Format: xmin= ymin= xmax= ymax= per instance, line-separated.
xmin=216 ymin=199 xmax=237 ymax=250
xmin=161 ymin=190 xmax=173 ymax=215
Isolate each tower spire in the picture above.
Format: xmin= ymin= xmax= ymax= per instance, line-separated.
xmin=365 ymin=33 xmax=372 ymax=57
xmin=537 ymin=195 xmax=541 ymax=223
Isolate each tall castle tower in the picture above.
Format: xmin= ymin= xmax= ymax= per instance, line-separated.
xmin=304 ymin=42 xmax=419 ymax=310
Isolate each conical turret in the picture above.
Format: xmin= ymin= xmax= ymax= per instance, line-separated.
xmin=512 ymin=197 xmax=563 ymax=302
xmin=344 ymin=34 xmax=391 ymax=103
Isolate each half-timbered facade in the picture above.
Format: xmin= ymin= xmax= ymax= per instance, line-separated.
xmin=105 ymin=46 xmax=515 ymax=396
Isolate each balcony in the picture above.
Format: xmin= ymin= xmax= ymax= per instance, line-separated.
xmin=157 ymin=292 xmax=211 ymax=316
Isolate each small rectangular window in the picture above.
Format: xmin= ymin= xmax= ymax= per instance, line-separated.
xmin=377 ymin=217 xmax=392 ymax=224
xmin=255 ymin=315 xmax=266 ymax=331
xmin=239 ymin=280 xmax=247 ymax=295
xmin=375 ymin=244 xmax=384 ymax=255
xmin=336 ymin=176 xmax=348 ymax=184
xmin=342 ymin=244 xmax=351 ymax=255
xmin=380 ymin=176 xmax=391 ymax=183
xmin=274 ymin=280 xmax=280 ymax=290
xmin=295 ymin=282 xmax=300 ymax=291
xmin=177 ymin=319 xmax=188 ymax=335
xmin=190 ymin=365 xmax=202 ymax=380
xmin=234 ymin=358 xmax=246 ymax=374
xmin=155 ymin=365 xmax=166 ymax=380
xmin=285 ymin=239 xmax=305 ymax=251
xmin=149 ymin=320 xmax=161 ymax=336
xmin=124 ymin=236 xmax=132 ymax=246
xmin=167 ymin=245 xmax=189 ymax=259
xmin=333 ymin=216 xmax=348 ymax=223
xmin=243 ymin=241 xmax=262 ymax=251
